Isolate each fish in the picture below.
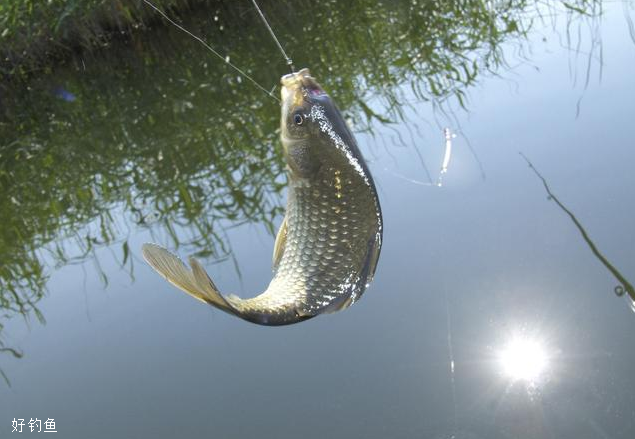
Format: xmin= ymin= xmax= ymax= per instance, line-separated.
xmin=142 ymin=68 xmax=382 ymax=325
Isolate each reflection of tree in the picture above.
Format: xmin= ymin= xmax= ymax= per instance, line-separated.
xmin=0 ymin=0 xmax=604 ymax=380
xmin=520 ymin=153 xmax=635 ymax=308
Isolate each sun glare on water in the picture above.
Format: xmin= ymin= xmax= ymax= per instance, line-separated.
xmin=497 ymin=336 xmax=549 ymax=383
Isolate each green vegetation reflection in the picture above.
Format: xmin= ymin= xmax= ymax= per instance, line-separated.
xmin=0 ymin=0 xmax=603 ymax=382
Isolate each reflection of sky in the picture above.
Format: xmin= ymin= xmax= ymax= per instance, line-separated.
xmin=362 ymin=2 xmax=635 ymax=436
xmin=2 ymin=3 xmax=635 ymax=439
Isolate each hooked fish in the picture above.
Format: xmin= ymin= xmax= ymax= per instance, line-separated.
xmin=142 ymin=68 xmax=382 ymax=325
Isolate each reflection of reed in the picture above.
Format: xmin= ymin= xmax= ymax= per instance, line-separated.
xmin=0 ymin=0 xmax=537 ymax=321
xmin=520 ymin=153 xmax=635 ymax=305
xmin=0 ymin=0 xmax=608 ymax=384
xmin=0 ymin=341 xmax=22 ymax=386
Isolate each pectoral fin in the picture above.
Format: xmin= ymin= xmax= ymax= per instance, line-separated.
xmin=272 ymin=216 xmax=288 ymax=271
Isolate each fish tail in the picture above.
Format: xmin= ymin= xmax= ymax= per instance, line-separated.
xmin=141 ymin=243 xmax=235 ymax=314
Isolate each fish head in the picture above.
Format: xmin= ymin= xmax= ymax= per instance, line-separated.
xmin=280 ymin=67 xmax=324 ymax=135
xmin=280 ymin=68 xmax=359 ymax=179
xmin=280 ymin=68 xmax=325 ymax=177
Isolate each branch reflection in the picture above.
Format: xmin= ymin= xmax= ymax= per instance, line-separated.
xmin=520 ymin=152 xmax=635 ymax=310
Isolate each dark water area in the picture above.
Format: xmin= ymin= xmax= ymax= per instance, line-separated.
xmin=1 ymin=0 xmax=635 ymax=437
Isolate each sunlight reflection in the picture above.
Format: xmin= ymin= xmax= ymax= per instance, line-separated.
xmin=497 ymin=336 xmax=549 ymax=384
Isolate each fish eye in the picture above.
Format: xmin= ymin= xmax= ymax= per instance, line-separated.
xmin=293 ymin=113 xmax=304 ymax=126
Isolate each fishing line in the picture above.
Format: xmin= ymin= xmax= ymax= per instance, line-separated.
xmin=142 ymin=0 xmax=280 ymax=102
xmin=250 ymin=0 xmax=295 ymax=72
xmin=443 ymin=283 xmax=458 ymax=439
xmin=381 ymin=167 xmax=434 ymax=186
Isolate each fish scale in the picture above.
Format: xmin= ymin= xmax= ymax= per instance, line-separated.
xmin=142 ymin=68 xmax=382 ymax=325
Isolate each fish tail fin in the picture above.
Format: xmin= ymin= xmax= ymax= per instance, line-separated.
xmin=141 ymin=243 xmax=234 ymax=313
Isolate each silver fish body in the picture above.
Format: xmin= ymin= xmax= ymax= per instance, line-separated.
xmin=142 ymin=68 xmax=382 ymax=325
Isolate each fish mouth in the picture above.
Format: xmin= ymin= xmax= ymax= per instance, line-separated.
xmin=280 ymin=68 xmax=325 ymax=105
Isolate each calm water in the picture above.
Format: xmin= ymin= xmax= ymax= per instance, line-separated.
xmin=2 ymin=1 xmax=635 ymax=437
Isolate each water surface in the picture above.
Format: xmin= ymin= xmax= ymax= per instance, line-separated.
xmin=1 ymin=1 xmax=634 ymax=437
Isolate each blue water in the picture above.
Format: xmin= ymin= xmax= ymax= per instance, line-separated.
xmin=2 ymin=2 xmax=634 ymax=438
